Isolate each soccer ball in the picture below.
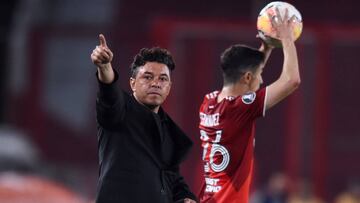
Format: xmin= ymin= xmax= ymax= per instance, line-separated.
xmin=257 ymin=1 xmax=303 ymax=47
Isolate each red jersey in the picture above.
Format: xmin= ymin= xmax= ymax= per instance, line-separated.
xmin=199 ymin=88 xmax=267 ymax=203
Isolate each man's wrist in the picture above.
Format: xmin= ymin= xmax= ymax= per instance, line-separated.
xmin=97 ymin=64 xmax=115 ymax=84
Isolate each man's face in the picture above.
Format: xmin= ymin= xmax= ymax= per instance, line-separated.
xmin=130 ymin=62 xmax=171 ymax=110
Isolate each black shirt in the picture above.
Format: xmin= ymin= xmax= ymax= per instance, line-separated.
xmin=153 ymin=111 xmax=175 ymax=166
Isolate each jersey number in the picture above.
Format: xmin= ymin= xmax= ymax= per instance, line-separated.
xmin=200 ymin=130 xmax=230 ymax=172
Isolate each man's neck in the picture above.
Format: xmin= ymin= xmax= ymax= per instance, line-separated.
xmin=148 ymin=105 xmax=160 ymax=113
xmin=217 ymin=83 xmax=249 ymax=103
xmin=141 ymin=102 xmax=160 ymax=113
xmin=133 ymin=93 xmax=160 ymax=113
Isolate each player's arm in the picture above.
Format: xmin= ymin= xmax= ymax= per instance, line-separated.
xmin=259 ymin=40 xmax=274 ymax=66
xmin=266 ymin=8 xmax=301 ymax=110
xmin=91 ymin=34 xmax=115 ymax=83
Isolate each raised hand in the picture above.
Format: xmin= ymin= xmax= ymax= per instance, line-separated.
xmin=91 ymin=34 xmax=114 ymax=69
xmin=91 ymin=34 xmax=115 ymax=83
xmin=268 ymin=7 xmax=296 ymax=42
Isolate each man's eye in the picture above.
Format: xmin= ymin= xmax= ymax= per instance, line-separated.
xmin=144 ymin=76 xmax=152 ymax=80
xmin=160 ymin=77 xmax=168 ymax=81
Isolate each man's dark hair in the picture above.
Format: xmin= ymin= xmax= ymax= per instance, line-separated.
xmin=130 ymin=47 xmax=175 ymax=77
xmin=220 ymin=44 xmax=265 ymax=85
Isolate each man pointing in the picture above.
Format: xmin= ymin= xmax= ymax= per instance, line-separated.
xmin=91 ymin=34 xmax=197 ymax=203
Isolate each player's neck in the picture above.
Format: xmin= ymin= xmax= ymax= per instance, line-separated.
xmin=217 ymin=83 xmax=249 ymax=102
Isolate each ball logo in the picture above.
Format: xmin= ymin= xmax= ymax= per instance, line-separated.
xmin=242 ymin=92 xmax=256 ymax=104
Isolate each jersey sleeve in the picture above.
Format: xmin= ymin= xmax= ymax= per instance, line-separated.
xmin=199 ymin=95 xmax=208 ymax=109
xmin=234 ymin=87 xmax=267 ymax=119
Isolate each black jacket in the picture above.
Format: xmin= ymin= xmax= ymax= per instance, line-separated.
xmin=95 ymin=73 xmax=196 ymax=203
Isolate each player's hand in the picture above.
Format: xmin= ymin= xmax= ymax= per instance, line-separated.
xmin=184 ymin=198 xmax=196 ymax=203
xmin=268 ymin=7 xmax=295 ymax=42
xmin=91 ymin=34 xmax=113 ymax=70
xmin=257 ymin=35 xmax=275 ymax=51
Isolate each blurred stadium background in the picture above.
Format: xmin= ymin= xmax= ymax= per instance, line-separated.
xmin=0 ymin=0 xmax=359 ymax=202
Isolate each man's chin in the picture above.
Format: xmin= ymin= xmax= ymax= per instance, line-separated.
xmin=146 ymin=96 xmax=164 ymax=104
xmin=134 ymin=95 xmax=163 ymax=110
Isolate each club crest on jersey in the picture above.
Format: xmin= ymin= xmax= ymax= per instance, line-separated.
xmin=241 ymin=92 xmax=256 ymax=104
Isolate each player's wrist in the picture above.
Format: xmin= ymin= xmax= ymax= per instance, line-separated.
xmin=281 ymin=38 xmax=294 ymax=46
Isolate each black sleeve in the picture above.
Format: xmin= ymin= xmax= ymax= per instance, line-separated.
xmin=96 ymin=70 xmax=126 ymax=128
xmin=171 ymin=167 xmax=198 ymax=202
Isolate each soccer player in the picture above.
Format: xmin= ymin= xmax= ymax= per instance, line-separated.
xmin=198 ymin=9 xmax=300 ymax=203
xmin=91 ymin=34 xmax=197 ymax=203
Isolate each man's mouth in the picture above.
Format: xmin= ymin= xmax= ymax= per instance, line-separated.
xmin=147 ymin=92 xmax=161 ymax=96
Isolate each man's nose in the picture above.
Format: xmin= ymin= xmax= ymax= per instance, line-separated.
xmin=151 ymin=79 xmax=161 ymax=88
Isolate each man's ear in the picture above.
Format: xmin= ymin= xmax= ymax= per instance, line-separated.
xmin=130 ymin=77 xmax=136 ymax=92
xmin=243 ymin=71 xmax=253 ymax=84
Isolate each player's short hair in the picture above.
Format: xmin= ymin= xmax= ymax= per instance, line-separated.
xmin=220 ymin=44 xmax=265 ymax=85
xmin=130 ymin=47 xmax=175 ymax=78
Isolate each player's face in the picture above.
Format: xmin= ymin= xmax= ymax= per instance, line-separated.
xmin=130 ymin=62 xmax=172 ymax=111
xmin=249 ymin=65 xmax=264 ymax=91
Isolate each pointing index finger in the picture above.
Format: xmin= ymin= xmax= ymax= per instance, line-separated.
xmin=99 ymin=34 xmax=107 ymax=47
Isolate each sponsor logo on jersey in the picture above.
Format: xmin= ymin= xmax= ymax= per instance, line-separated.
xmin=205 ymin=178 xmax=222 ymax=193
xmin=200 ymin=113 xmax=220 ymax=127
xmin=241 ymin=92 xmax=256 ymax=104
